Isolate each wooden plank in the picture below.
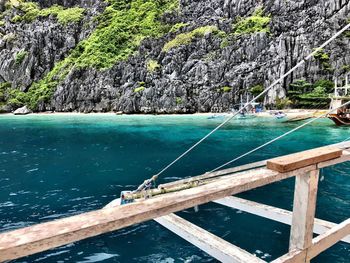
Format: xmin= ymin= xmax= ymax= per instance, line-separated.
xmin=331 ymin=140 xmax=350 ymax=149
xmin=267 ymin=146 xmax=342 ymax=172
xmin=0 ymin=142 xmax=348 ymax=261
xmin=307 ymin=218 xmax=350 ymax=260
xmin=213 ymin=196 xmax=350 ymax=243
xmin=104 ymin=198 xmax=121 ymax=209
xmin=270 ymin=249 xmax=306 ymax=263
xmin=317 ymin=150 xmax=350 ymax=169
xmin=159 ymin=160 xmax=267 ymax=189
xmin=0 ymin=166 xmax=315 ymax=262
xmin=289 ymin=170 xmax=319 ymax=252
xmin=125 ymin=167 xmax=279 ymax=202
xmin=106 ymin=199 xmax=265 ymax=262
xmin=155 ymin=214 xmax=264 ymax=263
xmin=272 ymin=219 xmax=350 ymax=263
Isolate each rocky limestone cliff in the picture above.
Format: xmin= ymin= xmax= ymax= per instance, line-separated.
xmin=0 ymin=0 xmax=349 ymax=113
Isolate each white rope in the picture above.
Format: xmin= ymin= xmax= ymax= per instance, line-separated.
xmin=341 ymin=135 xmax=350 ymax=142
xmin=150 ymin=23 xmax=350 ymax=180
xmin=209 ymin=100 xmax=350 ymax=173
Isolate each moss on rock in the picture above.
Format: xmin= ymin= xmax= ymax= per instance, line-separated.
xmin=233 ymin=7 xmax=271 ymax=35
xmin=10 ymin=0 xmax=179 ymax=110
xmin=163 ymin=25 xmax=223 ymax=52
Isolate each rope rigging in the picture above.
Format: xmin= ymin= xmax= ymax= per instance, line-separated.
xmin=131 ymin=22 xmax=350 ymax=195
xmin=209 ymin=100 xmax=350 ymax=173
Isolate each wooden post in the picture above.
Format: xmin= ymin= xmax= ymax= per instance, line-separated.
xmin=346 ymin=75 xmax=348 ymax=96
xmin=335 ymin=78 xmax=338 ymax=96
xmin=289 ymin=169 xmax=319 ymax=257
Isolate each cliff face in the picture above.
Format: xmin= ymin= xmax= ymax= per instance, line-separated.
xmin=0 ymin=0 xmax=349 ymax=113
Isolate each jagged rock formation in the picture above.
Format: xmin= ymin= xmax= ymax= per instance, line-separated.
xmin=0 ymin=0 xmax=349 ymax=113
xmin=0 ymin=0 xmax=104 ymax=90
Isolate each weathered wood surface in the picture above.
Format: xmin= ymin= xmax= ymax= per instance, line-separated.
xmin=0 ymin=142 xmax=349 ymax=262
xmin=155 ymin=214 xmax=264 ymax=263
xmin=271 ymin=249 xmax=306 ymax=263
xmin=272 ymin=219 xmax=350 ymax=263
xmin=289 ymin=170 xmax=319 ymax=252
xmin=331 ymin=140 xmax=350 ymax=149
xmin=307 ymin=218 xmax=350 ymax=260
xmin=267 ymin=146 xmax=342 ymax=172
xmin=127 ymin=148 xmax=350 ymax=202
xmin=159 ymin=160 xmax=267 ymax=189
xmin=161 ymin=141 xmax=350 ymax=190
xmin=214 ymin=196 xmax=350 ymax=244
xmin=317 ymin=150 xmax=350 ymax=168
xmin=0 ymin=166 xmax=314 ymax=261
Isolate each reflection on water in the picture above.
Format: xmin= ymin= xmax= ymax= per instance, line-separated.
xmin=0 ymin=114 xmax=349 ymax=262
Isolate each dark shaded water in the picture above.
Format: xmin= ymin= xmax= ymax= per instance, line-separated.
xmin=0 ymin=114 xmax=349 ymax=262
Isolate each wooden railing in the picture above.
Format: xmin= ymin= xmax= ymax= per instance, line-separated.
xmin=0 ymin=142 xmax=349 ymax=262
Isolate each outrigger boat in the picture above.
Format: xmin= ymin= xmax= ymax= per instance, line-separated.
xmin=285 ymin=113 xmax=314 ymax=123
xmin=236 ymin=94 xmax=258 ymax=119
xmin=328 ymin=103 xmax=350 ymax=126
xmin=327 ymin=75 xmax=350 ymax=126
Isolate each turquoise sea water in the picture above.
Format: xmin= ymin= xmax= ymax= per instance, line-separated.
xmin=0 ymin=114 xmax=349 ymax=263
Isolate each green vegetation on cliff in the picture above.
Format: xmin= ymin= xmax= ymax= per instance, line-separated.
xmin=39 ymin=5 xmax=85 ymax=25
xmin=15 ymin=50 xmax=28 ymax=64
xmin=163 ymin=25 xmax=224 ymax=52
xmin=7 ymin=0 xmax=85 ymax=24
xmin=146 ymin=59 xmax=160 ymax=72
xmin=249 ymin=84 xmax=264 ymax=102
xmin=0 ymin=82 xmax=11 ymax=103
xmin=288 ymin=79 xmax=333 ymax=108
xmin=275 ymin=97 xmax=292 ymax=110
xmin=75 ymin=0 xmax=178 ymax=69
xmin=10 ymin=0 xmax=179 ymax=110
xmin=312 ymin=48 xmax=333 ymax=71
xmin=169 ymin=22 xmax=189 ymax=33
xmin=233 ymin=7 xmax=271 ymax=35
xmin=134 ymin=86 xmax=145 ymax=92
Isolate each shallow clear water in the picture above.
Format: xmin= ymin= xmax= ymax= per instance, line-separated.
xmin=0 ymin=114 xmax=349 ymax=263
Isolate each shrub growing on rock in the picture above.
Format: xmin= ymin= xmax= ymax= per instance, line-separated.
xmin=7 ymin=1 xmax=85 ymax=24
xmin=146 ymin=59 xmax=160 ymax=72
xmin=233 ymin=7 xmax=271 ymax=35
xmin=169 ymin=22 xmax=189 ymax=33
xmin=275 ymin=97 xmax=292 ymax=110
xmin=14 ymin=0 xmax=179 ymax=110
xmin=134 ymin=86 xmax=145 ymax=93
xmin=163 ymin=26 xmax=223 ymax=52
xmin=15 ymin=50 xmax=28 ymax=64
xmin=221 ymin=86 xmax=232 ymax=92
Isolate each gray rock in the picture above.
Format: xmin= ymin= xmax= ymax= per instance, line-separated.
xmin=1 ymin=0 xmax=350 ymax=113
xmin=13 ymin=106 xmax=32 ymax=115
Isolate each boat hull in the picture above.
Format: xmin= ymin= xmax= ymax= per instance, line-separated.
xmin=328 ymin=114 xmax=350 ymax=126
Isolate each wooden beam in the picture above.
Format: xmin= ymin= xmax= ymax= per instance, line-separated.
xmin=161 ymin=140 xmax=350 ymax=190
xmin=129 ymin=147 xmax=350 ymax=202
xmin=267 ymin=146 xmax=342 ymax=172
xmin=155 ymin=214 xmax=265 ymax=263
xmin=0 ymin=166 xmax=315 ymax=262
xmin=213 ymin=196 xmax=350 ymax=243
xmin=317 ymin=150 xmax=350 ymax=168
xmin=0 ymin=142 xmax=348 ymax=262
xmin=331 ymin=140 xmax=350 ymax=149
xmin=289 ymin=170 xmax=319 ymax=252
xmin=272 ymin=219 xmax=350 ymax=263
xmin=159 ymin=160 xmax=267 ymax=189
xmin=106 ymin=199 xmax=265 ymax=262
xmin=270 ymin=249 xmax=306 ymax=263
xmin=307 ymin=218 xmax=350 ymax=260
